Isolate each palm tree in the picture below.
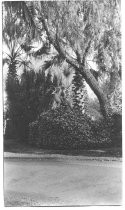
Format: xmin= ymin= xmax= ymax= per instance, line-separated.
xmin=3 ymin=5 xmax=32 ymax=139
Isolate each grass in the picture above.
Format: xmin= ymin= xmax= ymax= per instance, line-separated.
xmin=4 ymin=139 xmax=122 ymax=158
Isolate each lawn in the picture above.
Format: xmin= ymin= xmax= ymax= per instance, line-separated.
xmin=4 ymin=139 xmax=122 ymax=158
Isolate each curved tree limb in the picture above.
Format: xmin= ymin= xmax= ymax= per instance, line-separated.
xmin=39 ymin=13 xmax=109 ymax=118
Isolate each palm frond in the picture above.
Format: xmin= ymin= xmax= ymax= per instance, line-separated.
xmin=42 ymin=54 xmax=64 ymax=71
xmin=18 ymin=60 xmax=32 ymax=70
xmin=2 ymin=33 xmax=11 ymax=51
xmin=21 ymin=43 xmax=34 ymax=52
xmin=33 ymin=44 xmax=50 ymax=57
xmin=42 ymin=60 xmax=53 ymax=71
xmin=3 ymin=58 xmax=10 ymax=66
xmin=4 ymin=52 xmax=12 ymax=60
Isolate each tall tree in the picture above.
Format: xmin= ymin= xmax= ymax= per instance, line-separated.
xmin=3 ymin=4 xmax=31 ymax=139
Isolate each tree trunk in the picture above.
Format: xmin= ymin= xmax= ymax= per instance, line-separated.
xmin=77 ymin=65 xmax=110 ymax=119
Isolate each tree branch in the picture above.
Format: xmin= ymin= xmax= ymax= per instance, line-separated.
xmin=39 ymin=15 xmax=79 ymax=69
xmin=39 ymin=13 xmax=107 ymax=110
xmin=82 ymin=39 xmax=92 ymax=64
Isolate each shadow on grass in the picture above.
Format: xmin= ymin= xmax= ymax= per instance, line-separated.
xmin=4 ymin=139 xmax=122 ymax=158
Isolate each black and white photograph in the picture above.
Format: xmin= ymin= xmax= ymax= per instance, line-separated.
xmin=2 ymin=0 xmax=122 ymax=207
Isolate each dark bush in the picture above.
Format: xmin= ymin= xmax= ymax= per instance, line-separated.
xmin=109 ymin=113 xmax=122 ymax=146
xmin=92 ymin=112 xmax=122 ymax=147
xmin=4 ymin=119 xmax=18 ymax=139
xmin=91 ymin=120 xmax=111 ymax=146
xmin=29 ymin=104 xmax=112 ymax=149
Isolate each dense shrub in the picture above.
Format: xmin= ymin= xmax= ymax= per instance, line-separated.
xmin=92 ymin=112 xmax=122 ymax=147
xmin=109 ymin=113 xmax=122 ymax=146
xmin=91 ymin=120 xmax=111 ymax=146
xmin=5 ymin=68 xmax=55 ymax=141
xmin=29 ymin=104 xmax=113 ymax=149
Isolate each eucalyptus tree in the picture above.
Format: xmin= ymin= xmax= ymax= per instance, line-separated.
xmin=3 ymin=0 xmax=121 ymax=118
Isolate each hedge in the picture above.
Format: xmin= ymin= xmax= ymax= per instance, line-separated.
xmin=28 ymin=104 xmax=121 ymax=149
